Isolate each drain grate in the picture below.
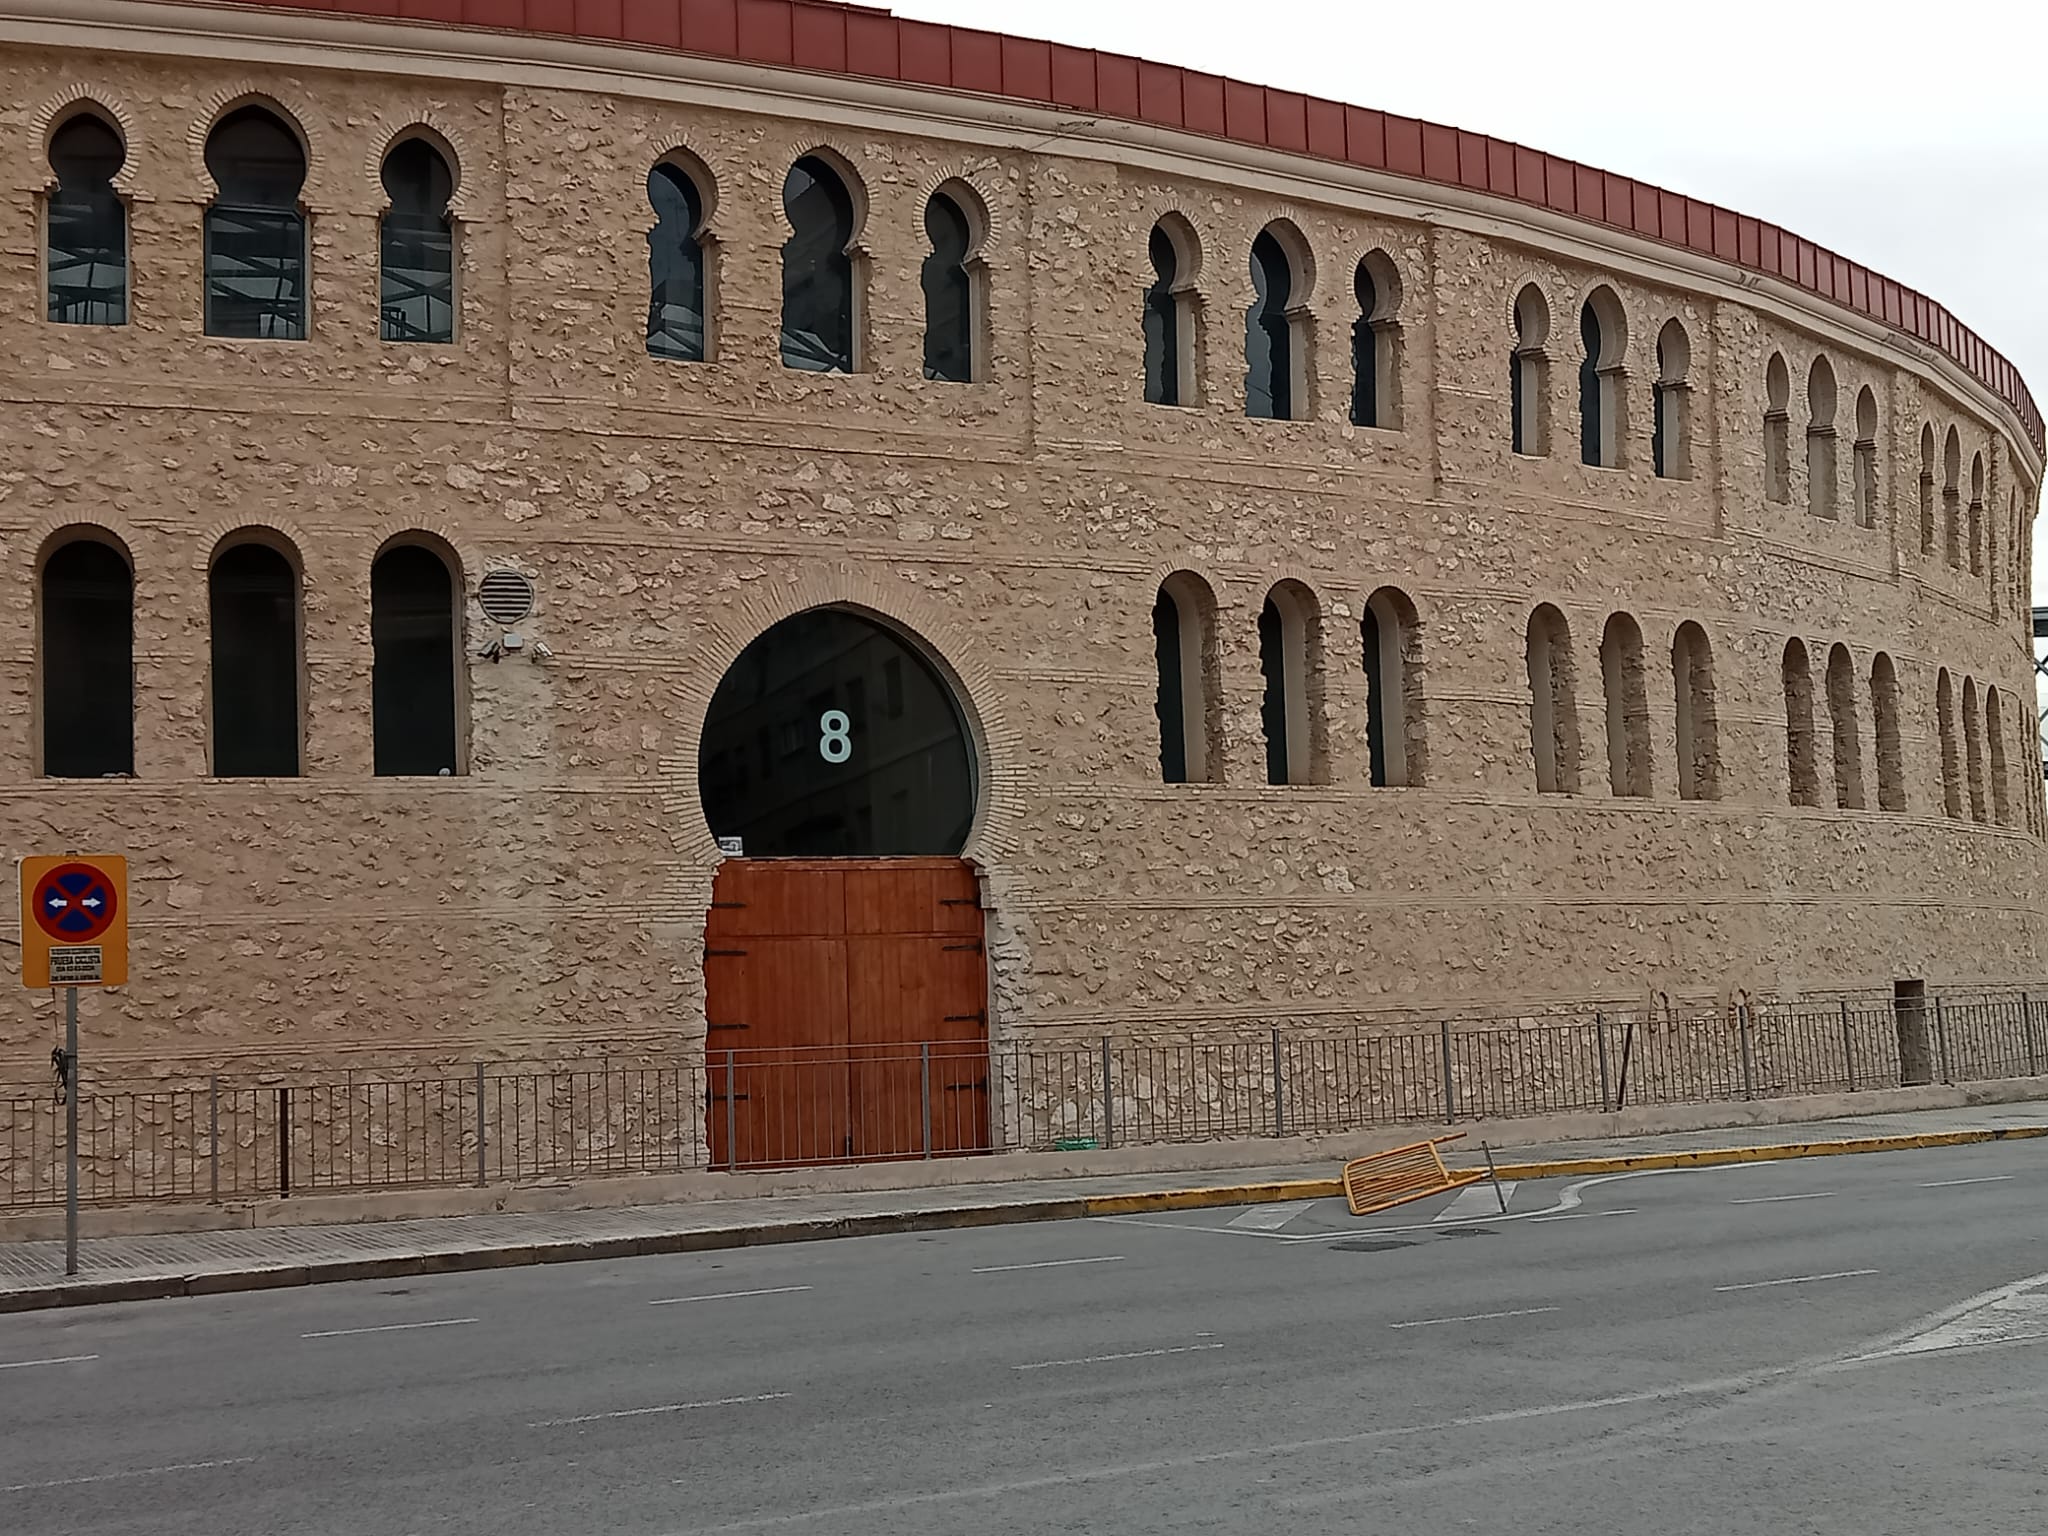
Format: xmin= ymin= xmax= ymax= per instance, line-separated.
xmin=1329 ymin=1238 xmax=1420 ymax=1253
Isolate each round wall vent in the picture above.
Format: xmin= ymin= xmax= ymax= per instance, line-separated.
xmin=478 ymin=568 xmax=536 ymax=627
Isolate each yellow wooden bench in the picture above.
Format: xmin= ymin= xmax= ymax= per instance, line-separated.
xmin=1342 ymin=1132 xmax=1490 ymax=1217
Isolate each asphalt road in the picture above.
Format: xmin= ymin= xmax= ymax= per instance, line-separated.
xmin=2 ymin=1141 xmax=2045 ymax=1535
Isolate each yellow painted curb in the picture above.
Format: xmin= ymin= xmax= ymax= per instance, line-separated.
xmin=1075 ymin=1125 xmax=2048 ymax=1218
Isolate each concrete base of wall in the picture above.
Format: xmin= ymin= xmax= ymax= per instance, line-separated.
xmin=4 ymin=1077 xmax=2042 ymax=1244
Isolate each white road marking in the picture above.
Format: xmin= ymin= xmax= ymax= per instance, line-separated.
xmin=0 ymin=1353 xmax=98 ymax=1370
xmin=1013 ymin=1342 xmax=1224 ymax=1371
xmin=1226 ymin=1200 xmax=1316 ymax=1231
xmin=1715 ymin=1268 xmax=1878 ymax=1293
xmin=300 ymin=1317 xmax=478 ymax=1339
xmin=1919 ymin=1174 xmax=2015 ymax=1189
xmin=648 ymin=1286 xmax=812 ymax=1306
xmin=532 ymin=1392 xmax=790 ymax=1427
xmin=1729 ymin=1191 xmax=1834 ymax=1205
xmin=2 ymin=1457 xmax=255 ymax=1494
xmin=1433 ymin=1182 xmax=1516 ymax=1222
xmin=1530 ymin=1207 xmax=1638 ymax=1224
xmin=1389 ymin=1306 xmax=1559 ymax=1329
xmin=971 ymin=1255 xmax=1123 ymax=1274
xmin=1838 ymin=1270 xmax=2048 ymax=1365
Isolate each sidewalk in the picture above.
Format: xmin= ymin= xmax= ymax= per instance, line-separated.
xmin=3 ymin=1098 xmax=2045 ymax=1312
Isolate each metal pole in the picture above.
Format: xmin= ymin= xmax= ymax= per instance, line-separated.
xmin=2028 ymin=995 xmax=2043 ymax=1079
xmin=1616 ymin=1017 xmax=1637 ymax=1111
xmin=277 ymin=1087 xmax=291 ymax=1197
xmin=920 ymin=1042 xmax=932 ymax=1159
xmin=1595 ymin=1012 xmax=1612 ymax=1113
xmin=475 ymin=1062 xmax=487 ymax=1187
xmin=208 ymin=1074 xmax=220 ymax=1204
xmin=1100 ymin=1037 xmax=1115 ymax=1149
xmin=724 ymin=1049 xmax=738 ymax=1171
xmin=64 ymin=986 xmax=79 ymax=1278
xmin=1737 ymin=1004 xmax=1755 ymax=1100
xmin=1270 ymin=1027 xmax=1285 ymax=1137
xmin=1482 ymin=1141 xmax=1508 ymax=1215
xmin=1439 ymin=1019 xmax=1457 ymax=1121
xmin=1839 ymin=1000 xmax=1857 ymax=1091
xmin=1934 ymin=996 xmax=1953 ymax=1084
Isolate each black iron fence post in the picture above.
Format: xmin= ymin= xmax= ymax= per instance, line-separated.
xmin=475 ymin=1062 xmax=487 ymax=1187
xmin=2028 ymin=994 xmax=2043 ymax=1079
xmin=1934 ymin=997 xmax=1953 ymax=1084
xmin=1100 ymin=1037 xmax=1115 ymax=1149
xmin=1439 ymin=1019 xmax=1457 ymax=1121
xmin=1270 ymin=1027 xmax=1285 ymax=1137
xmin=276 ymin=1087 xmax=291 ymax=1198
xmin=920 ymin=1042 xmax=933 ymax=1159
xmin=208 ymin=1075 xmax=220 ymax=1204
xmin=1737 ymin=1004 xmax=1756 ymax=1099
xmin=1839 ymin=1000 xmax=1856 ymax=1091
xmin=1595 ymin=1012 xmax=1612 ymax=1112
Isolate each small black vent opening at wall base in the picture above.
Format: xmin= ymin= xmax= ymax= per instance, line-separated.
xmin=477 ymin=568 xmax=535 ymax=627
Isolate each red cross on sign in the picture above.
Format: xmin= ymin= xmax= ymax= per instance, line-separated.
xmin=18 ymin=854 xmax=129 ymax=988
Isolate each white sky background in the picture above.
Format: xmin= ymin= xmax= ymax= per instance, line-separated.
xmin=892 ymin=0 xmax=2048 ymax=603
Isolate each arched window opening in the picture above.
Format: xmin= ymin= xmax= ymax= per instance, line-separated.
xmin=1918 ymin=424 xmax=1937 ymax=553
xmin=1782 ymin=640 xmax=1818 ymax=807
xmin=1671 ymin=621 xmax=1718 ymax=800
xmin=1853 ymin=388 xmax=1879 ymax=529
xmin=209 ymin=540 xmax=300 ymax=776
xmin=40 ymin=538 xmax=133 ymax=778
xmin=1968 ymin=453 xmax=1985 ymax=576
xmin=1764 ymin=353 xmax=1791 ymax=504
xmin=1350 ymin=253 xmax=1400 ymax=430
xmin=372 ymin=543 xmax=460 ymax=777
xmin=46 ymin=113 xmax=127 ymax=326
xmin=1942 ymin=427 xmax=1962 ymax=568
xmin=1806 ymin=357 xmax=1838 ymax=520
xmin=379 ymin=137 xmax=454 ymax=344
xmin=1826 ymin=643 xmax=1863 ymax=810
xmin=1988 ymin=685 xmax=2011 ymax=826
xmin=699 ymin=608 xmax=974 ymax=857
xmin=1871 ymin=653 xmax=1904 ymax=812
xmin=646 ymin=161 xmax=708 ymax=361
xmin=1153 ymin=572 xmax=1219 ymax=784
xmin=1258 ymin=582 xmax=1321 ymax=785
xmin=203 ymin=106 xmax=307 ymax=340
xmin=1143 ymin=221 xmax=1198 ymax=407
xmin=1578 ymin=290 xmax=1626 ymax=469
xmin=1936 ymin=669 xmax=1961 ymax=819
xmin=780 ymin=155 xmax=858 ymax=373
xmin=1526 ymin=605 xmax=1580 ymax=794
xmin=1599 ymin=613 xmax=1650 ymax=797
xmin=921 ymin=190 xmax=978 ymax=383
xmin=1962 ymin=677 xmax=1986 ymax=823
xmin=1511 ymin=284 xmax=1551 ymax=456
xmin=1245 ymin=228 xmax=1302 ymax=422
xmin=1652 ymin=321 xmax=1691 ymax=480
xmin=1363 ymin=587 xmax=1422 ymax=787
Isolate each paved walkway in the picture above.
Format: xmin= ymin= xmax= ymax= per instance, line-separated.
xmin=4 ymin=1099 xmax=2046 ymax=1309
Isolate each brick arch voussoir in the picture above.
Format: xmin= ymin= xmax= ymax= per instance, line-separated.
xmin=910 ymin=163 xmax=1006 ymax=262
xmin=657 ymin=563 xmax=1021 ymax=868
xmin=187 ymin=84 xmax=330 ymax=211
xmin=361 ymin=112 xmax=480 ymax=221
xmin=24 ymin=511 xmax=141 ymax=575
xmin=194 ymin=515 xmax=316 ymax=581
xmin=28 ymin=86 xmax=146 ymax=200
xmin=770 ymin=139 xmax=869 ymax=244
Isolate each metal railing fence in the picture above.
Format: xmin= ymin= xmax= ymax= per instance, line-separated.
xmin=4 ymin=989 xmax=2044 ymax=1211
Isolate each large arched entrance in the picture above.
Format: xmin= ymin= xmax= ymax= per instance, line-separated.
xmin=699 ymin=608 xmax=989 ymax=1169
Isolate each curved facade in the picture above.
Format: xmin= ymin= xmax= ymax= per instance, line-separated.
xmin=1 ymin=0 xmax=2043 ymax=1083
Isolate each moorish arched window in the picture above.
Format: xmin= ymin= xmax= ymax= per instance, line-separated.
xmin=1968 ymin=453 xmax=1986 ymax=576
xmin=1362 ymin=586 xmax=1422 ymax=787
xmin=372 ymin=542 xmax=461 ymax=777
xmin=1652 ymin=320 xmax=1690 ymax=480
xmin=46 ymin=112 xmax=127 ymax=326
xmin=1259 ymin=580 xmax=1321 ymax=785
xmin=1671 ymin=621 xmax=1718 ymax=800
xmin=1578 ymin=287 xmax=1627 ymax=469
xmin=1153 ymin=572 xmax=1220 ymax=784
xmin=1783 ymin=639 xmax=1818 ymax=807
xmin=1350 ymin=252 xmax=1401 ymax=429
xmin=1987 ymin=685 xmax=2011 ymax=826
xmin=1871 ymin=652 xmax=1904 ymax=812
xmin=780 ymin=155 xmax=858 ymax=373
xmin=646 ymin=159 xmax=709 ymax=361
xmin=1853 ymin=387 xmax=1879 ymax=529
xmin=203 ymin=105 xmax=307 ymax=340
xmin=1764 ymin=353 xmax=1791 ymax=504
xmin=1826 ymin=642 xmax=1863 ymax=809
xmin=1806 ymin=357 xmax=1838 ymax=519
xmin=1918 ymin=423 xmax=1937 ymax=554
xmin=921 ymin=189 xmax=979 ymax=383
xmin=1246 ymin=227 xmax=1304 ymax=422
xmin=1942 ymin=426 xmax=1962 ymax=567
xmin=1599 ymin=612 xmax=1649 ymax=796
xmin=1936 ymin=668 xmax=1961 ymax=819
xmin=40 ymin=535 xmax=133 ymax=777
xmin=1526 ymin=604 xmax=1580 ymax=794
xmin=209 ymin=537 xmax=301 ymax=776
xmin=1143 ymin=219 xmax=1198 ymax=407
xmin=1962 ymin=676 xmax=1986 ymax=823
xmin=379 ymin=137 xmax=455 ymax=344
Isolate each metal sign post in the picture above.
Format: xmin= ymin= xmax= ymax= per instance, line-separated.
xmin=64 ymin=985 xmax=78 ymax=1277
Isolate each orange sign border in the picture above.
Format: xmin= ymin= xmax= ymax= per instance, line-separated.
xmin=19 ymin=854 xmax=129 ymax=988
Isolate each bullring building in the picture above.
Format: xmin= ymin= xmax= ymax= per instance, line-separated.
xmin=1 ymin=0 xmax=2041 ymax=1164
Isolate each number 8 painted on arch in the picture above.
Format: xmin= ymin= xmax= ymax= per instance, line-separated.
xmin=819 ymin=709 xmax=852 ymax=763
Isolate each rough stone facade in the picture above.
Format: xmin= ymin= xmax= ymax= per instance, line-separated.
xmin=0 ymin=1 xmax=2042 ymax=1085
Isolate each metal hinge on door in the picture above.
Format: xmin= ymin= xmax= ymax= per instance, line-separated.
xmin=705 ymin=948 xmax=748 ymax=957
xmin=942 ymin=942 xmax=983 ymax=954
xmin=944 ymin=1079 xmax=990 ymax=1092
xmin=943 ymin=1011 xmax=987 ymax=1024
xmin=707 ymin=1022 xmax=749 ymax=1032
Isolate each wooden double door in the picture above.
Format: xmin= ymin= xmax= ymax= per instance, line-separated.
xmin=704 ymin=858 xmax=990 ymax=1168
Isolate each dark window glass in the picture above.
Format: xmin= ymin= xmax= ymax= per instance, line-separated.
xmin=780 ymin=157 xmax=855 ymax=373
xmin=1510 ymin=349 xmax=1526 ymax=454
xmin=922 ymin=193 xmax=974 ymax=382
xmin=1361 ymin=604 xmax=1386 ymax=788
xmin=1652 ymin=381 xmax=1667 ymax=477
xmin=380 ymin=139 xmax=454 ymax=344
xmin=1143 ymin=225 xmax=1181 ymax=406
xmin=209 ymin=542 xmax=299 ymax=776
xmin=1153 ymin=589 xmax=1187 ymax=784
xmin=1245 ymin=232 xmax=1292 ymax=421
xmin=46 ymin=116 xmax=127 ymax=326
xmin=372 ymin=545 xmax=458 ymax=776
xmin=1579 ymin=302 xmax=1601 ymax=466
xmin=1258 ymin=597 xmax=1288 ymax=785
xmin=1351 ymin=265 xmax=1379 ymax=428
xmin=700 ymin=609 xmax=973 ymax=856
xmin=646 ymin=163 xmax=705 ymax=361
xmin=204 ymin=107 xmax=307 ymax=340
xmin=41 ymin=540 xmax=132 ymax=777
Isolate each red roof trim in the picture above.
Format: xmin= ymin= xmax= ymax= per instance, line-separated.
xmin=183 ymin=0 xmax=2038 ymax=449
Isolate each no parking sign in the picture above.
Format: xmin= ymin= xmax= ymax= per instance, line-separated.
xmin=18 ymin=854 xmax=128 ymax=988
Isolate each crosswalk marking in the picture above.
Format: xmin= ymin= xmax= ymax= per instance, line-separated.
xmin=1226 ymin=1200 xmax=1317 ymax=1231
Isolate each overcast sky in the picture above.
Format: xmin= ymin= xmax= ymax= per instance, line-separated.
xmin=892 ymin=0 xmax=2048 ymax=591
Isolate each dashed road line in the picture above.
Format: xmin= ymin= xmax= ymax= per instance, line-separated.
xmin=1715 ymin=1268 xmax=1878 ymax=1293
xmin=3 ymin=1457 xmax=255 ymax=1494
xmin=972 ymin=1256 xmax=1123 ymax=1274
xmin=1919 ymin=1174 xmax=2015 ymax=1189
xmin=1013 ymin=1342 xmax=1223 ymax=1370
xmin=0 ymin=1353 xmax=98 ymax=1371
xmin=649 ymin=1286 xmax=812 ymax=1306
xmin=301 ymin=1317 xmax=478 ymax=1339
xmin=1730 ymin=1192 xmax=1834 ymax=1205
xmin=532 ymin=1392 xmax=790 ymax=1427
xmin=1389 ymin=1306 xmax=1560 ymax=1329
